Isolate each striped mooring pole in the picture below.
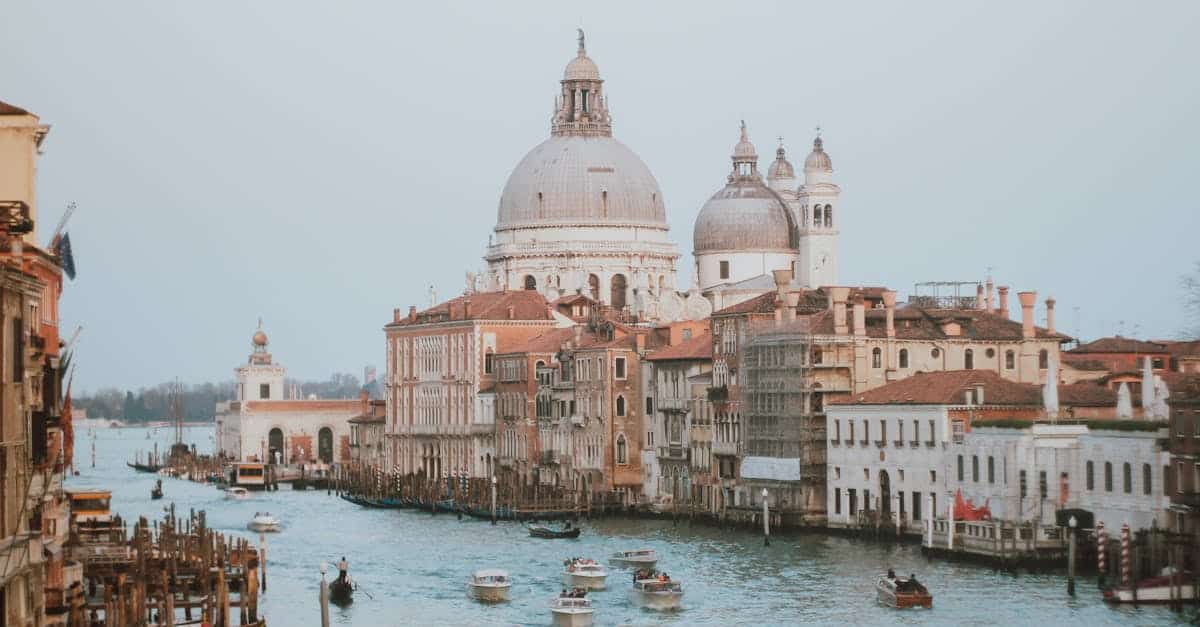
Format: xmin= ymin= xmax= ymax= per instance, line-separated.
xmin=1120 ymin=523 xmax=1131 ymax=588
xmin=1096 ymin=520 xmax=1107 ymax=587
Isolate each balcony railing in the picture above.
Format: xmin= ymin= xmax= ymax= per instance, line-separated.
xmin=859 ymin=439 xmax=869 ymax=447
xmin=830 ymin=439 xmax=840 ymax=447
xmin=924 ymin=440 xmax=936 ymax=448
xmin=713 ymin=441 xmax=740 ymax=456
xmin=657 ymin=398 xmax=691 ymax=412
xmin=658 ymin=446 xmax=688 ymax=461
xmin=909 ymin=440 xmax=920 ymax=448
xmin=875 ymin=440 xmax=886 ymax=448
xmin=893 ymin=440 xmax=905 ymax=448
xmin=844 ymin=439 xmax=854 ymax=447
xmin=1173 ymin=491 xmax=1200 ymax=507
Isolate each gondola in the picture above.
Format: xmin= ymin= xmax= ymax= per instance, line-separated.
xmin=150 ymin=480 xmax=163 ymax=500
xmin=329 ymin=577 xmax=354 ymax=606
xmin=127 ymin=461 xmax=163 ymax=473
xmin=529 ymin=524 xmax=582 ymax=539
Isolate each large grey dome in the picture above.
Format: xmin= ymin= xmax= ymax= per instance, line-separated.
xmin=693 ymin=182 xmax=798 ymax=252
xmin=496 ymin=135 xmax=667 ymax=230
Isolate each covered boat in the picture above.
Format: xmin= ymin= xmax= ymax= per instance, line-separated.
xmin=1103 ymin=568 xmax=1196 ymax=604
xmin=609 ymin=549 xmax=657 ymax=569
xmin=530 ymin=524 xmax=581 ymax=539
xmin=563 ymin=558 xmax=607 ymax=590
xmin=247 ymin=512 xmax=281 ymax=533
xmin=550 ymin=595 xmax=594 ymax=627
xmin=467 ymin=569 xmax=512 ymax=603
xmin=876 ymin=573 xmax=932 ymax=609
xmin=629 ymin=573 xmax=683 ymax=610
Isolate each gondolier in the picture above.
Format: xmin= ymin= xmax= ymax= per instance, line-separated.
xmin=338 ymin=556 xmax=349 ymax=583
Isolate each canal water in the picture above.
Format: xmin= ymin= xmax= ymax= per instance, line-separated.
xmin=68 ymin=426 xmax=1187 ymax=626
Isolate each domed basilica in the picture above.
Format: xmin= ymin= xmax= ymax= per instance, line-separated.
xmin=482 ymin=32 xmax=842 ymax=315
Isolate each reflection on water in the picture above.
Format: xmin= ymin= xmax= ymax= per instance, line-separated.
xmin=68 ymin=426 xmax=1189 ymax=626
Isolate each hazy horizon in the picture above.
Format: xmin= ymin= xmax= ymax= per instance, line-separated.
xmin=3 ymin=1 xmax=1197 ymax=390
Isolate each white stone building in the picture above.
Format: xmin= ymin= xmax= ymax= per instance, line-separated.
xmin=483 ymin=32 xmax=681 ymax=311
xmin=215 ymin=325 xmax=358 ymax=464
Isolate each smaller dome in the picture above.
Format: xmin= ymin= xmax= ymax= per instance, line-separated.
xmin=767 ymin=144 xmax=795 ymax=180
xmin=733 ymin=121 xmax=757 ymax=161
xmin=564 ymin=54 xmax=600 ymax=81
xmin=253 ymin=330 xmax=268 ymax=347
xmin=804 ymin=136 xmax=832 ymax=171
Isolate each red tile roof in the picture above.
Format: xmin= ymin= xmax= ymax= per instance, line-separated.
xmin=645 ymin=333 xmax=713 ymax=362
xmin=1060 ymin=356 xmax=1111 ymax=371
xmin=1068 ymin=336 xmax=1169 ymax=354
xmin=1161 ymin=340 xmax=1200 ymax=359
xmin=831 ymin=370 xmax=1042 ymax=406
xmin=388 ymin=290 xmax=552 ymax=327
xmin=713 ymin=291 xmax=776 ymax=316
xmin=502 ymin=327 xmax=577 ymax=355
xmin=0 ymin=101 xmax=31 ymax=115
xmin=1057 ymin=383 xmax=1117 ymax=406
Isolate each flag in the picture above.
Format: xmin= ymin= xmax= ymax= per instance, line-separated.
xmin=56 ymin=232 xmax=76 ymax=280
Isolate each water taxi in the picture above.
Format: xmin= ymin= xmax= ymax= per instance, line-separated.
xmin=1103 ymin=568 xmax=1196 ymax=603
xmin=609 ymin=549 xmax=657 ymax=569
xmin=67 ymin=489 xmax=114 ymax=527
xmin=876 ymin=573 xmax=932 ymax=609
xmin=231 ymin=462 xmax=269 ymax=490
xmin=630 ymin=574 xmax=683 ymax=610
xmin=466 ymin=569 xmax=512 ymax=602
xmin=247 ymin=512 xmax=281 ymax=532
xmin=225 ymin=487 xmax=250 ymax=500
xmin=563 ymin=558 xmax=607 ymax=590
xmin=550 ymin=595 xmax=594 ymax=626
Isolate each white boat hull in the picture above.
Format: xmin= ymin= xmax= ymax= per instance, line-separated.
xmin=1105 ymin=584 xmax=1196 ymax=603
xmin=551 ymin=608 xmax=594 ymax=627
xmin=247 ymin=520 xmax=280 ymax=532
xmin=609 ymin=557 xmax=657 ymax=570
xmin=563 ymin=572 xmax=607 ymax=590
xmin=629 ymin=588 xmax=683 ymax=610
xmin=467 ymin=583 xmax=511 ymax=603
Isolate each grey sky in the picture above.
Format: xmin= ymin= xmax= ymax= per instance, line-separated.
xmin=3 ymin=1 xmax=1197 ymax=392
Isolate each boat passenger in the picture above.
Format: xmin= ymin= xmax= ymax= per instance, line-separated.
xmin=338 ymin=556 xmax=349 ymax=584
xmin=887 ymin=569 xmax=895 ymax=580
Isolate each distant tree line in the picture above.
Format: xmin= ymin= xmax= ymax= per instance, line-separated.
xmin=74 ymin=372 xmax=375 ymax=424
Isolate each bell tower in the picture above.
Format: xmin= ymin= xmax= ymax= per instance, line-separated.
xmin=796 ymin=133 xmax=841 ymax=288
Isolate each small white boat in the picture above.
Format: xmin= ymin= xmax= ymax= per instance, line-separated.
xmin=225 ymin=487 xmax=250 ymax=500
xmin=876 ymin=573 xmax=932 ymax=609
xmin=630 ymin=576 xmax=683 ymax=610
xmin=550 ymin=596 xmax=594 ymax=627
xmin=466 ymin=569 xmax=511 ymax=603
xmin=563 ymin=558 xmax=607 ymax=590
xmin=1104 ymin=568 xmax=1196 ymax=604
xmin=247 ymin=512 xmax=280 ymax=532
xmin=609 ymin=549 xmax=657 ymax=569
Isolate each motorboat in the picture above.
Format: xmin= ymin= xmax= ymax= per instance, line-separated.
xmin=467 ymin=569 xmax=512 ymax=603
xmin=247 ymin=512 xmax=281 ymax=533
xmin=225 ymin=487 xmax=250 ymax=500
xmin=609 ymin=549 xmax=657 ymax=569
xmin=550 ymin=595 xmax=594 ymax=627
xmin=530 ymin=524 xmax=581 ymax=539
xmin=876 ymin=573 xmax=932 ymax=609
xmin=1103 ymin=567 xmax=1196 ymax=603
xmin=562 ymin=558 xmax=607 ymax=590
xmin=629 ymin=573 xmax=683 ymax=610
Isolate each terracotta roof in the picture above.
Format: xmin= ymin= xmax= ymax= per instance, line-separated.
xmin=348 ymin=413 xmax=385 ymax=424
xmin=713 ymin=291 xmax=776 ymax=316
xmin=243 ymin=400 xmax=360 ymax=413
xmin=1161 ymin=372 xmax=1200 ymax=401
xmin=388 ymin=290 xmax=551 ymax=327
xmin=1161 ymin=340 xmax=1200 ymax=359
xmin=831 ymin=370 xmax=1041 ymax=406
xmin=1057 ymin=383 xmax=1116 ymax=406
xmin=552 ymin=293 xmax=594 ymax=306
xmin=1060 ymin=356 xmax=1111 ymax=371
xmin=645 ymin=333 xmax=713 ymax=362
xmin=502 ymin=327 xmax=577 ymax=355
xmin=0 ymin=101 xmax=31 ymax=115
xmin=863 ymin=307 xmax=1067 ymax=342
xmin=1068 ymin=336 xmax=1169 ymax=354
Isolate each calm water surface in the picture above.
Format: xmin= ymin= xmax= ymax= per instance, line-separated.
xmin=68 ymin=426 xmax=1190 ymax=626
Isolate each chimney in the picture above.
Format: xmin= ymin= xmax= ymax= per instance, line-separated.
xmin=852 ymin=297 xmax=866 ymax=337
xmin=975 ymin=383 xmax=985 ymax=405
xmin=975 ymin=284 xmax=986 ymax=310
xmin=785 ymin=293 xmax=800 ymax=322
xmin=359 ymin=388 xmax=369 ymax=415
xmin=1018 ymin=291 xmax=1037 ymax=338
xmin=464 ymin=299 xmax=472 ymax=318
xmin=997 ymin=286 xmax=1010 ymax=319
xmin=408 ymin=305 xmax=417 ymax=322
xmin=986 ymin=278 xmax=995 ymax=312
xmin=830 ymin=287 xmax=850 ymax=335
xmin=393 ymin=308 xmax=401 ymax=324
xmin=882 ymin=290 xmax=897 ymax=338
xmin=574 ymin=324 xmax=583 ymax=345
xmin=635 ymin=334 xmax=646 ymax=353
xmin=772 ymin=269 xmax=791 ymax=302
xmin=1045 ymin=297 xmax=1056 ymax=334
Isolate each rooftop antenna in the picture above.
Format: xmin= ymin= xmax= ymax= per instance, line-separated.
xmin=1073 ymin=305 xmax=1081 ymax=346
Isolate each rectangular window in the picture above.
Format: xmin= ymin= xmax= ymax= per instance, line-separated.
xmin=1144 ymin=464 xmax=1152 ymax=495
xmin=835 ymin=488 xmax=842 ymax=515
xmin=1105 ymin=463 xmax=1114 ymax=492
xmin=972 ymin=455 xmax=979 ymax=482
xmin=928 ymin=419 xmax=936 ymax=444
xmin=1039 ymin=470 xmax=1048 ymax=499
xmin=484 ymin=353 xmax=494 ymax=374
xmin=880 ymin=420 xmax=887 ymax=444
xmin=645 ymin=397 xmax=653 ymax=414
xmin=614 ymin=357 xmax=626 ymax=379
xmin=12 ymin=317 xmax=24 ymax=383
xmin=899 ymin=491 xmax=905 ymax=515
xmin=259 ymin=383 xmax=270 ymax=399
xmin=1086 ymin=461 xmax=1094 ymax=490
xmin=931 ymin=493 xmax=937 ymax=519
xmin=912 ymin=491 xmax=921 ymax=521
xmin=987 ymin=457 xmax=995 ymax=484
xmin=864 ymin=489 xmax=871 ymax=511
xmin=913 ymin=420 xmax=919 ymax=442
xmin=952 ymin=420 xmax=965 ymax=443
xmin=848 ymin=489 xmax=857 ymax=515
xmin=1020 ymin=470 xmax=1027 ymax=498
xmin=957 ymin=455 xmax=964 ymax=481
xmin=719 ymin=260 xmax=730 ymax=280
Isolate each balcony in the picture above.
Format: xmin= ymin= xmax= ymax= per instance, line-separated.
xmin=658 ymin=446 xmax=688 ymax=462
xmin=540 ymin=450 xmax=559 ymax=465
xmin=843 ymin=439 xmax=854 ymax=447
xmin=875 ymin=440 xmax=886 ymax=448
xmin=713 ymin=441 xmax=740 ymax=456
xmin=830 ymin=439 xmax=840 ymax=447
xmin=909 ymin=440 xmax=920 ymax=448
xmin=571 ymin=415 xmax=586 ymax=427
xmin=924 ymin=440 xmax=936 ymax=448
xmin=859 ymin=439 xmax=869 ymax=447
xmin=893 ymin=440 xmax=905 ymax=448
xmin=1173 ymin=491 xmax=1200 ymax=507
xmin=657 ymin=398 xmax=691 ymax=413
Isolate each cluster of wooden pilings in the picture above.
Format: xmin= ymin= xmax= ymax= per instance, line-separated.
xmin=70 ymin=504 xmax=266 ymax=626
xmin=335 ymin=463 xmax=589 ymax=520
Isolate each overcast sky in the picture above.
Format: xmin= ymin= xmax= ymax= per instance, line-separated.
xmin=3 ymin=1 xmax=1197 ymax=392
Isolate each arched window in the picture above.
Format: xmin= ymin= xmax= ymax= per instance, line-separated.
xmin=523 ymin=275 xmax=537 ymax=291
xmin=1123 ymin=462 xmax=1132 ymax=493
xmin=616 ymin=434 xmax=628 ymax=464
xmin=1143 ymin=463 xmax=1152 ymax=495
xmin=964 ymin=349 xmax=974 ymax=370
xmin=1086 ymin=460 xmax=1094 ymax=490
xmin=1104 ymin=462 xmax=1113 ymax=492
xmin=318 ymin=427 xmax=334 ymax=463
xmin=1005 ymin=350 xmax=1015 ymax=369
xmin=898 ymin=349 xmax=909 ymax=369
xmin=615 ymin=395 xmax=626 ymax=417
xmin=1039 ymin=349 xmax=1049 ymax=369
xmin=824 ymin=204 xmax=833 ymax=227
xmin=268 ymin=428 xmax=284 ymax=464
xmin=872 ymin=348 xmax=882 ymax=369
xmin=802 ymin=206 xmax=809 ymax=226
xmin=588 ymin=274 xmax=600 ymax=301
xmin=813 ymin=205 xmax=822 ymax=226
xmin=611 ymin=274 xmax=628 ymax=309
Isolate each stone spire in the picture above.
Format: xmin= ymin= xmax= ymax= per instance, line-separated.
xmin=729 ymin=120 xmax=759 ymax=181
xmin=552 ymin=30 xmax=611 ymax=137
